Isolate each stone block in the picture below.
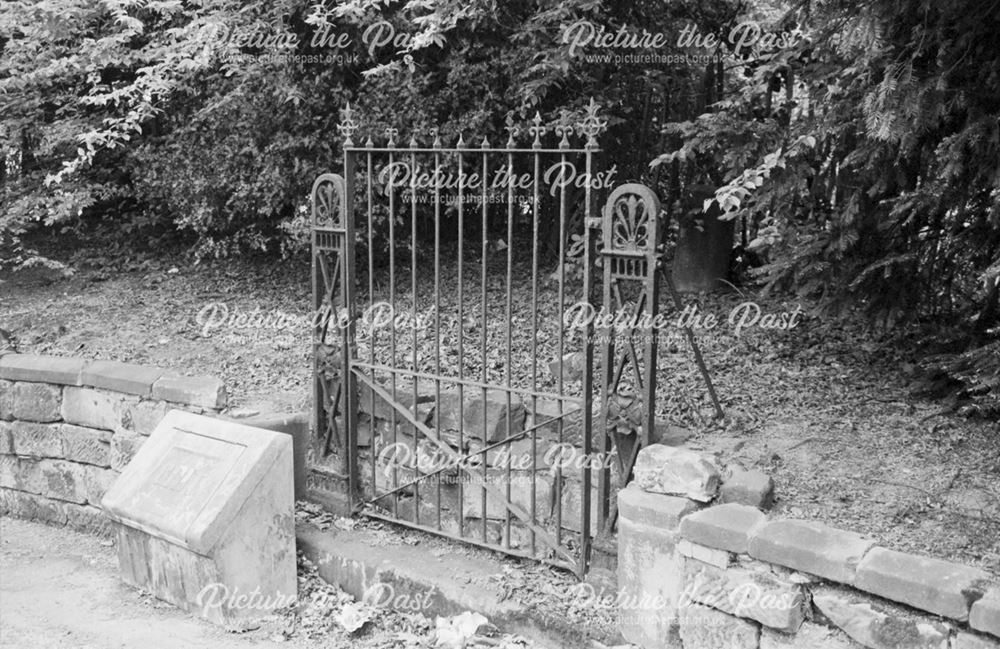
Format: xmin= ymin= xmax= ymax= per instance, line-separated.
xmin=10 ymin=458 xmax=89 ymax=504
xmin=970 ymin=588 xmax=1000 ymax=638
xmin=102 ymin=410 xmax=297 ymax=627
xmin=678 ymin=603 xmax=760 ymax=649
xmin=679 ymin=503 xmax=766 ymax=553
xmin=618 ymin=482 xmax=702 ymax=530
xmin=0 ymin=422 xmax=12 ymax=454
xmin=461 ymin=470 xmax=551 ymax=521
xmin=60 ymin=424 xmax=112 ymax=467
xmin=110 ymin=431 xmax=146 ymax=471
xmin=760 ymin=621 xmax=861 ymax=649
xmin=431 ymin=389 xmax=526 ymax=443
xmin=230 ymin=411 xmax=309 ymax=500
xmin=63 ymin=502 xmax=112 ymax=536
xmin=152 ymin=374 xmax=226 ymax=409
xmin=81 ymin=360 xmax=164 ymax=396
xmin=125 ymin=399 xmax=169 ymax=435
xmin=617 ymin=511 xmax=686 ymax=647
xmin=813 ymin=588 xmax=950 ymax=649
xmin=61 ymin=387 xmax=132 ymax=432
xmin=634 ymin=444 xmax=721 ymax=501
xmin=12 ymin=382 xmax=62 ymax=422
xmin=855 ymin=547 xmax=989 ymax=621
xmin=682 ymin=559 xmax=806 ymax=632
xmin=678 ymin=539 xmax=733 ymax=569
xmin=748 ymin=519 xmax=874 ymax=584
xmin=721 ymin=467 xmax=775 ymax=509
xmin=0 ymin=379 xmax=12 ymax=420
xmin=0 ymin=487 xmax=68 ymax=526
xmin=0 ymin=354 xmax=86 ymax=385
xmin=9 ymin=421 xmax=62 ymax=458
xmin=954 ymin=631 xmax=1000 ymax=649
xmin=0 ymin=455 xmax=18 ymax=488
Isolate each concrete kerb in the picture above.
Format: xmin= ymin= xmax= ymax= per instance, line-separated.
xmin=296 ymin=522 xmax=623 ymax=649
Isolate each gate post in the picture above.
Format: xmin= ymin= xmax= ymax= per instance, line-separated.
xmin=597 ymin=183 xmax=662 ymax=533
xmin=339 ymin=107 xmax=360 ymax=508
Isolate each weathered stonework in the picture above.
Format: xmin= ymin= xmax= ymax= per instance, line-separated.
xmin=0 ymin=379 xmax=13 ymax=420
xmin=61 ymin=387 xmax=133 ymax=432
xmin=60 ymin=424 xmax=112 ymax=467
xmin=152 ymin=374 xmax=227 ymax=409
xmin=12 ymin=382 xmax=62 ymax=423
xmin=110 ymin=430 xmax=147 ymax=471
xmin=970 ymin=588 xmax=1000 ymax=638
xmin=748 ymin=519 xmax=875 ymax=584
xmin=954 ymin=631 xmax=1000 ymax=649
xmin=813 ymin=588 xmax=951 ymax=649
xmin=0 ymin=354 xmax=86 ymax=385
xmin=720 ymin=466 xmax=775 ymax=509
xmin=8 ymin=421 xmax=62 ymax=458
xmin=80 ymin=360 xmax=164 ymax=397
xmin=855 ymin=547 xmax=989 ymax=621
xmin=634 ymin=444 xmax=721 ymax=502
xmin=618 ymin=484 xmax=700 ymax=648
xmin=679 ymin=503 xmax=766 ymax=554
xmin=683 ymin=558 xmax=806 ymax=632
xmin=678 ymin=603 xmax=760 ymax=649
xmin=678 ymin=539 xmax=733 ymax=569
xmin=760 ymin=622 xmax=861 ymax=649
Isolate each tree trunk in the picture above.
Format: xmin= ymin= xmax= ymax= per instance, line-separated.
xmin=673 ymin=204 xmax=735 ymax=292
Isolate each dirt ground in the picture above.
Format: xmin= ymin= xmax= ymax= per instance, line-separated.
xmin=1 ymin=251 xmax=998 ymax=574
xmin=0 ymin=517 xmax=294 ymax=649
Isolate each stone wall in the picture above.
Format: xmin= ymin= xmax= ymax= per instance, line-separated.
xmin=617 ymin=444 xmax=1000 ymax=649
xmin=0 ymin=353 xmax=226 ymax=535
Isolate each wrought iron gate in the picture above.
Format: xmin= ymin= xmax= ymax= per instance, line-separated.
xmin=311 ymin=102 xmax=663 ymax=577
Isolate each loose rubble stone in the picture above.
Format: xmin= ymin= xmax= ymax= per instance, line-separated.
xmin=548 ymin=351 xmax=586 ymax=382
xmin=461 ymin=470 xmax=551 ymax=520
xmin=80 ymin=360 xmax=163 ymax=396
xmin=813 ymin=589 xmax=950 ymax=649
xmin=12 ymin=382 xmax=62 ymax=422
xmin=618 ymin=482 xmax=702 ymax=530
xmin=970 ymin=588 xmax=1000 ymax=638
xmin=633 ymin=444 xmax=721 ymax=502
xmin=748 ymin=519 xmax=874 ymax=584
xmin=679 ymin=503 xmax=766 ymax=553
xmin=60 ymin=424 xmax=111 ymax=467
xmin=152 ymin=374 xmax=226 ymax=409
xmin=678 ymin=603 xmax=760 ymax=649
xmin=432 ymin=390 xmax=525 ymax=443
xmin=760 ymin=622 xmax=860 ymax=649
xmin=678 ymin=539 xmax=733 ymax=569
xmin=855 ymin=547 xmax=989 ymax=620
xmin=720 ymin=466 xmax=775 ymax=509
xmin=683 ymin=559 xmax=806 ymax=632
xmin=0 ymin=354 xmax=86 ymax=385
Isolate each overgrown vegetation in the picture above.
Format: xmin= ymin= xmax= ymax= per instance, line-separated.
xmin=1 ymin=0 xmax=997 ymax=413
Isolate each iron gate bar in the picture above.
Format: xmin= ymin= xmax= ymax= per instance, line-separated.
xmin=367 ymin=408 xmax=581 ymax=505
xmin=330 ymin=101 xmax=610 ymax=577
xmin=347 ymin=363 xmax=585 ymax=406
xmin=351 ymin=370 xmax=578 ymax=567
